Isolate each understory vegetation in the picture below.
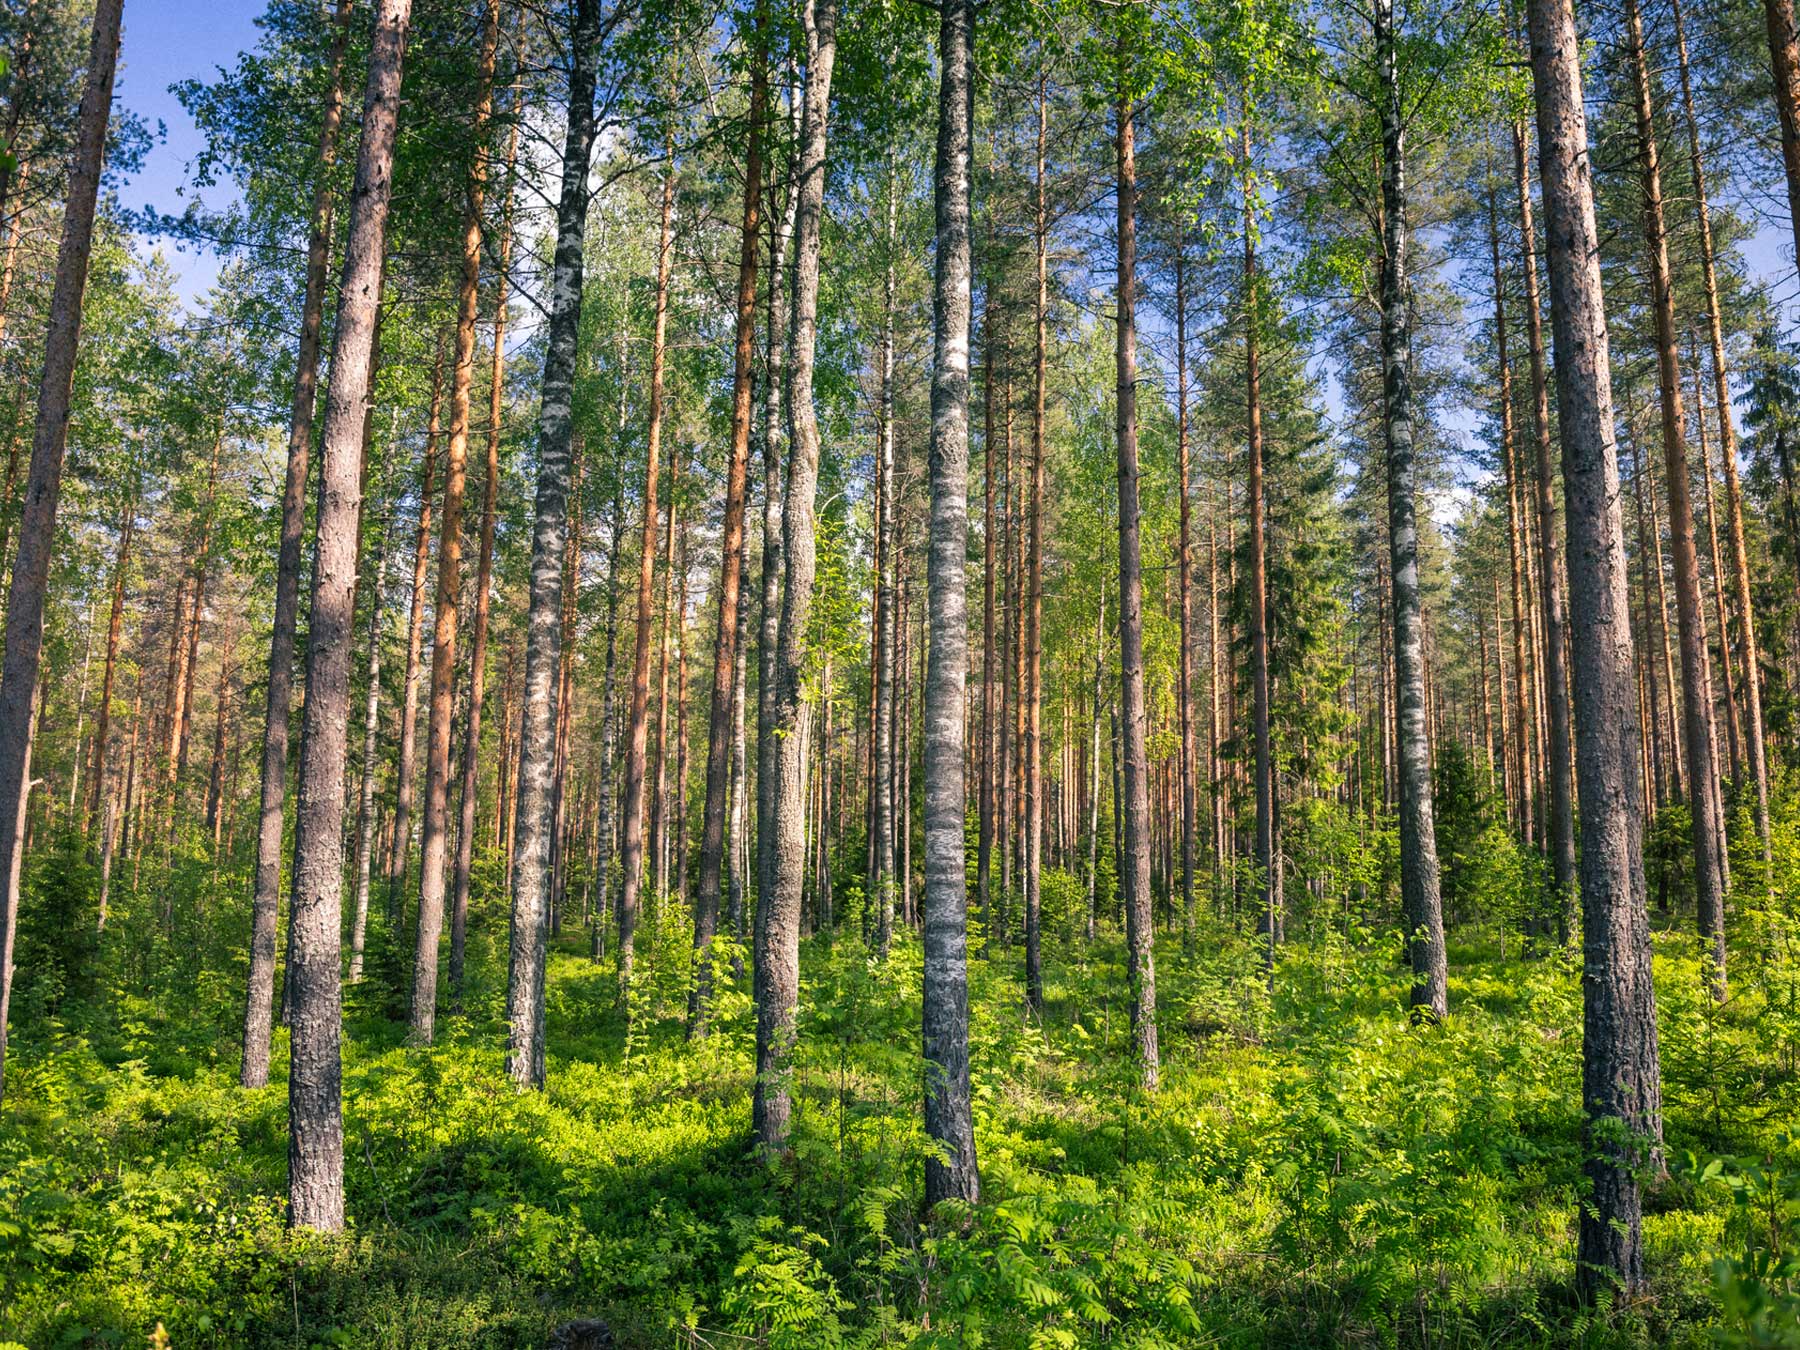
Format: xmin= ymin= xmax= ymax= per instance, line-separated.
xmin=6 ymin=783 xmax=1800 ymax=1347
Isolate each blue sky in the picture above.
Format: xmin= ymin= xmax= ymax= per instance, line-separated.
xmin=117 ymin=0 xmax=262 ymax=304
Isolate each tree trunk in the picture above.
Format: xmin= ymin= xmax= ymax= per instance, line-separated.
xmin=1376 ymin=0 xmax=1448 ymax=1021
xmin=756 ymin=92 xmax=799 ymax=961
xmin=1115 ymin=47 xmax=1159 ymax=1091
xmin=1625 ymin=0 xmax=1727 ymax=994
xmin=349 ymin=513 xmax=392 ymax=985
xmin=502 ymin=0 xmax=602 ymax=1090
xmin=874 ymin=158 xmax=899 ymax=954
xmin=1674 ymin=0 xmax=1771 ymax=870
xmin=0 ymin=0 xmax=122 ymax=1113
xmin=411 ymin=0 xmax=498 ymax=1043
xmin=1174 ymin=237 xmax=1196 ymax=946
xmin=86 ymin=502 xmax=133 ymax=836
xmin=689 ymin=12 xmax=766 ymax=1036
xmin=1491 ymin=195 xmax=1535 ymax=843
xmin=387 ymin=345 xmax=442 ymax=926
xmin=1242 ymin=124 xmax=1279 ymax=966
xmin=1024 ymin=70 xmax=1047 ymax=1013
xmin=1524 ymin=0 xmax=1662 ymax=1294
xmin=756 ymin=0 xmax=836 ymax=1155
xmin=1512 ymin=118 xmax=1577 ymax=930
xmin=452 ymin=100 xmax=521 ymax=998
xmin=617 ymin=164 xmax=675 ymax=1013
xmin=284 ymin=0 xmax=412 ymax=1229
xmin=240 ymin=0 xmax=352 ymax=1089
xmin=922 ymin=0 xmax=980 ymax=1207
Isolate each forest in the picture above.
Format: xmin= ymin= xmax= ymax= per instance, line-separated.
xmin=5 ymin=0 xmax=1800 ymax=1340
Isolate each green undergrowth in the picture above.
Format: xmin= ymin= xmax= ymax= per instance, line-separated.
xmin=4 ymin=877 xmax=1800 ymax=1347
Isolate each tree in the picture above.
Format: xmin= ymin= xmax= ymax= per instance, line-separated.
xmin=242 ymin=0 xmax=350 ymax=1091
xmin=921 ymin=0 xmax=978 ymax=1209
xmin=1523 ymin=0 xmax=1662 ymax=1295
xmin=285 ymin=0 xmax=414 ymax=1230
xmin=756 ymin=0 xmax=837 ymax=1155
xmin=505 ymin=0 xmax=605 ymax=1090
xmin=0 ymin=0 xmax=123 ymax=1114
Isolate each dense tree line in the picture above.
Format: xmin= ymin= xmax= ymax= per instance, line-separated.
xmin=7 ymin=0 xmax=1800 ymax=1335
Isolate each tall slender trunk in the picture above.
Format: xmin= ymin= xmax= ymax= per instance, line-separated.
xmin=589 ymin=474 xmax=625 ymax=962
xmin=978 ymin=238 xmax=996 ymax=940
xmin=756 ymin=0 xmax=836 ymax=1154
xmin=1174 ymin=237 xmax=1196 ymax=945
xmin=1376 ymin=0 xmax=1447 ymax=1021
xmin=690 ymin=12 xmax=766 ymax=1035
xmin=1625 ymin=0 xmax=1727 ymax=993
xmin=452 ymin=102 xmax=520 ymax=997
xmin=1524 ymin=0 xmax=1661 ymax=1294
xmin=0 ymin=0 xmax=122 ymax=1113
xmin=1086 ymin=583 xmax=1106 ymax=938
xmin=1696 ymin=361 xmax=1742 ymax=790
xmin=387 ymin=347 xmax=442 ymax=924
xmin=1492 ymin=192 xmax=1534 ymax=844
xmin=1023 ymin=70 xmax=1047 ymax=1013
xmin=617 ymin=164 xmax=676 ymax=1010
xmin=411 ymin=0 xmax=498 ymax=1041
xmin=1674 ymin=0 xmax=1770 ymax=869
xmin=1115 ymin=47 xmax=1159 ymax=1091
xmin=503 ymin=0 xmax=602 ymax=1089
xmin=86 ymin=502 xmax=133 ymax=835
xmin=241 ymin=0 xmax=352 ymax=1091
xmin=922 ymin=0 xmax=979 ymax=1207
xmin=874 ymin=157 xmax=899 ymax=954
xmin=1242 ymin=124 xmax=1278 ymax=963
xmin=756 ymin=87 xmax=799 ymax=955
xmin=284 ymin=0 xmax=412 ymax=1229
xmin=1513 ymin=117 xmax=1576 ymax=927
xmin=349 ymin=512 xmax=393 ymax=984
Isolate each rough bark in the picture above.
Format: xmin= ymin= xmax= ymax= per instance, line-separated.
xmin=1376 ymin=0 xmax=1448 ymax=1022
xmin=412 ymin=0 xmax=498 ymax=1043
xmin=386 ymin=347 xmax=442 ymax=923
xmin=285 ymin=0 xmax=412 ymax=1229
xmin=756 ymin=0 xmax=836 ymax=1155
xmin=1513 ymin=119 xmax=1577 ymax=928
xmin=689 ymin=12 xmax=766 ymax=1037
xmin=240 ymin=0 xmax=352 ymax=1092
xmin=922 ymin=0 xmax=979 ymax=1208
xmin=1674 ymin=0 xmax=1771 ymax=870
xmin=1524 ymin=0 xmax=1662 ymax=1295
xmin=1625 ymin=0 xmax=1728 ymax=993
xmin=617 ymin=165 xmax=675 ymax=1010
xmin=503 ymin=0 xmax=601 ymax=1089
xmin=0 ymin=0 xmax=123 ymax=1114
xmin=452 ymin=102 xmax=521 ymax=997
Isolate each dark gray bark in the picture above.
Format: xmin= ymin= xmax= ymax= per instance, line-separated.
xmin=922 ymin=0 xmax=979 ymax=1209
xmin=503 ymin=0 xmax=602 ymax=1089
xmin=1524 ymin=0 xmax=1662 ymax=1296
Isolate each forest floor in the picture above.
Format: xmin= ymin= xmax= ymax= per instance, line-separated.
xmin=1 ymin=866 xmax=1795 ymax=1348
